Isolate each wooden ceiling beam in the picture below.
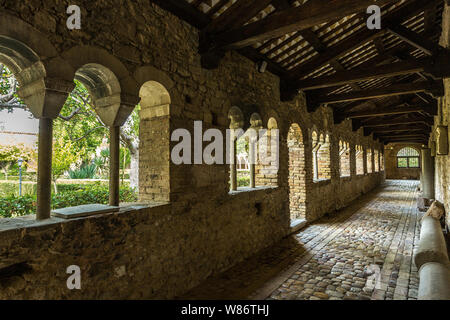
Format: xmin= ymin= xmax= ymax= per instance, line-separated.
xmin=362 ymin=118 xmax=433 ymax=128
xmin=370 ymin=127 xmax=429 ymax=134
xmin=296 ymin=58 xmax=432 ymax=91
xmin=203 ymin=0 xmax=273 ymax=35
xmin=287 ymin=0 xmax=440 ymax=83
xmin=150 ymin=0 xmax=210 ymax=29
xmin=308 ymin=80 xmax=443 ymax=106
xmin=201 ymin=0 xmax=396 ymax=53
xmin=344 ymin=105 xmax=433 ymax=119
xmin=387 ymin=24 xmax=445 ymax=56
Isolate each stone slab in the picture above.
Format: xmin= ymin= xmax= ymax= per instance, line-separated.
xmin=51 ymin=204 xmax=120 ymax=219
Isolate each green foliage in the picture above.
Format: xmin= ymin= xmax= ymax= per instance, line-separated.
xmin=0 ymin=182 xmax=36 ymax=197
xmin=0 ymin=195 xmax=35 ymax=218
xmin=68 ymin=163 xmax=98 ymax=179
xmin=52 ymin=137 xmax=82 ymax=186
xmin=54 ymin=80 xmax=108 ymax=160
xmin=237 ymin=171 xmax=250 ymax=187
xmin=0 ymin=184 xmax=138 ymax=218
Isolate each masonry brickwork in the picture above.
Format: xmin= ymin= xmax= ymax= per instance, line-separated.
xmin=434 ymin=3 xmax=450 ymax=230
xmin=0 ymin=1 xmax=385 ymax=299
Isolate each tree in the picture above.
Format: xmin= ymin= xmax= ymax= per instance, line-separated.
xmin=0 ymin=144 xmax=35 ymax=180
xmin=1 ymin=65 xmax=141 ymax=191
xmin=52 ymin=137 xmax=82 ymax=193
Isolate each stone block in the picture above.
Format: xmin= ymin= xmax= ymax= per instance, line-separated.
xmin=418 ymin=262 xmax=450 ymax=300
xmin=414 ymin=216 xmax=449 ymax=270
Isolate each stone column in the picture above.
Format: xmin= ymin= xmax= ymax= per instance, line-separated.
xmin=36 ymin=118 xmax=53 ymax=220
xmin=230 ymin=132 xmax=238 ymax=191
xmin=109 ymin=126 xmax=121 ymax=206
xmin=421 ymin=148 xmax=435 ymax=199
xmin=249 ymin=138 xmax=256 ymax=188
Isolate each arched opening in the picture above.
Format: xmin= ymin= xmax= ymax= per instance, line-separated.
xmin=356 ymin=145 xmax=365 ymax=175
xmin=339 ymin=140 xmax=350 ymax=177
xmin=312 ymin=132 xmax=331 ymax=181
xmin=288 ymin=123 xmax=306 ymax=221
xmin=255 ymin=117 xmax=279 ymax=187
xmin=0 ymin=35 xmax=68 ymax=219
xmin=380 ymin=151 xmax=385 ymax=171
xmin=139 ymin=80 xmax=171 ymax=202
xmin=45 ymin=63 xmax=139 ymax=208
xmin=374 ymin=149 xmax=380 ymax=172
xmin=397 ymin=147 xmax=420 ymax=169
xmin=228 ymin=106 xmax=244 ymax=191
xmin=0 ymin=63 xmax=38 ymax=199
xmin=367 ymin=148 xmax=373 ymax=173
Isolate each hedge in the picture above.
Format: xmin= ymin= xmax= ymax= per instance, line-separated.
xmin=0 ymin=184 xmax=138 ymax=218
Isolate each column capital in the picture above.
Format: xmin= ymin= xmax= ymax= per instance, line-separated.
xmin=17 ymin=77 xmax=75 ymax=119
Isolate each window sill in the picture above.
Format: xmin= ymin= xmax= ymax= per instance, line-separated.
xmin=313 ymin=179 xmax=331 ymax=186
xmin=0 ymin=201 xmax=169 ymax=232
xmin=229 ymin=186 xmax=278 ymax=196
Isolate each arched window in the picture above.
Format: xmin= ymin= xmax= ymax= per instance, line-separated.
xmin=355 ymin=145 xmax=364 ymax=175
xmin=228 ymin=106 xmax=244 ymax=191
xmin=339 ymin=140 xmax=350 ymax=177
xmin=255 ymin=117 xmax=278 ymax=187
xmin=374 ymin=149 xmax=379 ymax=172
xmin=288 ymin=124 xmax=306 ymax=221
xmin=366 ymin=148 xmax=373 ymax=173
xmin=397 ymin=147 xmax=420 ymax=168
xmin=312 ymin=132 xmax=331 ymax=181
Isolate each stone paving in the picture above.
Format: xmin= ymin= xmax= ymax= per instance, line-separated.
xmin=178 ymin=180 xmax=422 ymax=300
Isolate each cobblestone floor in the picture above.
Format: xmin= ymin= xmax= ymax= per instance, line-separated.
xmin=179 ymin=180 xmax=421 ymax=300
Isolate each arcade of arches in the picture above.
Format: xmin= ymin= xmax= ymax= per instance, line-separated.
xmin=0 ymin=1 xmax=449 ymax=300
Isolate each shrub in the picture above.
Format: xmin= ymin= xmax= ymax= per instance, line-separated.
xmin=0 ymin=182 xmax=36 ymax=197
xmin=0 ymin=185 xmax=138 ymax=218
xmin=0 ymin=195 xmax=35 ymax=218
xmin=68 ymin=163 xmax=98 ymax=179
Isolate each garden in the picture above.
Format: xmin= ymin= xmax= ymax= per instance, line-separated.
xmin=0 ymin=65 xmax=139 ymax=218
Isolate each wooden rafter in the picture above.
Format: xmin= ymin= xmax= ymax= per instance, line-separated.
xmin=200 ymin=0 xmax=397 ymax=52
xmin=309 ymin=80 xmax=443 ymax=105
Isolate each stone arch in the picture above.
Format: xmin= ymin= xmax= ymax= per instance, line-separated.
xmin=62 ymin=46 xmax=140 ymax=126
xmin=0 ymin=11 xmax=58 ymax=65
xmin=255 ymin=116 xmax=279 ymax=188
xmin=339 ymin=139 xmax=351 ymax=177
xmin=137 ymin=80 xmax=172 ymax=203
xmin=268 ymin=117 xmax=278 ymax=130
xmin=287 ymin=123 xmax=307 ymax=221
xmin=0 ymin=16 xmax=74 ymax=119
xmin=249 ymin=112 xmax=263 ymax=129
xmin=228 ymin=106 xmax=244 ymax=130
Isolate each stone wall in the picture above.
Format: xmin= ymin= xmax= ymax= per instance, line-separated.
xmin=385 ymin=143 xmax=422 ymax=180
xmin=0 ymin=2 xmax=384 ymax=299
xmin=434 ymin=2 xmax=450 ymax=230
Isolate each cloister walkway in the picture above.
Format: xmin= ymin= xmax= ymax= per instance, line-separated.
xmin=179 ymin=180 xmax=421 ymax=300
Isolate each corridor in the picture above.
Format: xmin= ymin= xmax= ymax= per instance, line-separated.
xmin=180 ymin=180 xmax=421 ymax=300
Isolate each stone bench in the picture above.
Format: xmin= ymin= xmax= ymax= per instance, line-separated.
xmin=418 ymin=262 xmax=450 ymax=300
xmin=414 ymin=216 xmax=450 ymax=300
xmin=414 ymin=216 xmax=449 ymax=270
